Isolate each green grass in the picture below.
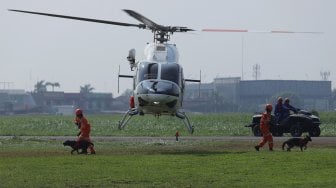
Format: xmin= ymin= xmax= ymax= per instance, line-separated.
xmin=0 ymin=113 xmax=335 ymax=187
xmin=0 ymin=112 xmax=335 ymax=136
xmin=0 ymin=138 xmax=335 ymax=187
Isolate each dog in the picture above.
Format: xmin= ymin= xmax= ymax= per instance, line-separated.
xmin=282 ymin=135 xmax=312 ymax=151
xmin=63 ymin=140 xmax=93 ymax=154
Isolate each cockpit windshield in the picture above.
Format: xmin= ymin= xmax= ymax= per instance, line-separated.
xmin=139 ymin=62 xmax=158 ymax=82
xmin=161 ymin=63 xmax=180 ymax=84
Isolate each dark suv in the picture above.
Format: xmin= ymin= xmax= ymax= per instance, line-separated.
xmin=246 ymin=110 xmax=321 ymax=137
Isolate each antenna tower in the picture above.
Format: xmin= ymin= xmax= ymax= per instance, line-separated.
xmin=252 ymin=64 xmax=261 ymax=80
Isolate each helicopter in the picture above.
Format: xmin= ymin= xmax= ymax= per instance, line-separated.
xmin=9 ymin=9 xmax=201 ymax=133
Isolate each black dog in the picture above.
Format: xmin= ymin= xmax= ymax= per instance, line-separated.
xmin=63 ymin=140 xmax=93 ymax=154
xmin=282 ymin=135 xmax=312 ymax=151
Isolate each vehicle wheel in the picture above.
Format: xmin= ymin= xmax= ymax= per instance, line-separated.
xmin=309 ymin=126 xmax=321 ymax=137
xmin=253 ymin=125 xmax=262 ymax=137
xmin=290 ymin=124 xmax=303 ymax=137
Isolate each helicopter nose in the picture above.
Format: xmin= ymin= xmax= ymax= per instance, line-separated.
xmin=137 ymin=80 xmax=180 ymax=97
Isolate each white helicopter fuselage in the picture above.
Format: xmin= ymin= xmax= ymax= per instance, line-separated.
xmin=133 ymin=43 xmax=184 ymax=115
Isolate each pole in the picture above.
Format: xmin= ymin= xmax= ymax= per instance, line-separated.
xmin=241 ymin=36 xmax=244 ymax=80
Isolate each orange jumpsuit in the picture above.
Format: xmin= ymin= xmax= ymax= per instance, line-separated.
xmin=75 ymin=116 xmax=95 ymax=153
xmin=175 ymin=131 xmax=180 ymax=141
xmin=257 ymin=112 xmax=273 ymax=150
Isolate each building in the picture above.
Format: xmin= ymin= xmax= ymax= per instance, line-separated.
xmin=32 ymin=92 xmax=114 ymax=114
xmin=239 ymin=79 xmax=331 ymax=111
xmin=185 ymin=77 xmax=332 ymax=112
xmin=0 ymin=90 xmax=37 ymax=114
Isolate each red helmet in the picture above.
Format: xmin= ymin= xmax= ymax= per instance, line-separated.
xmin=265 ymin=104 xmax=273 ymax=112
xmin=75 ymin=108 xmax=83 ymax=116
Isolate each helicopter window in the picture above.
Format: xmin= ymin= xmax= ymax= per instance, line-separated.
xmin=161 ymin=64 xmax=180 ymax=84
xmin=139 ymin=63 xmax=158 ymax=81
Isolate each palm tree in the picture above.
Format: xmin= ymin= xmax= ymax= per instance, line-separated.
xmin=80 ymin=84 xmax=95 ymax=94
xmin=34 ymin=80 xmax=47 ymax=93
xmin=46 ymin=82 xmax=60 ymax=92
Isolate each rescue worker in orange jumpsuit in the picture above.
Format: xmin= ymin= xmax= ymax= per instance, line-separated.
xmin=74 ymin=108 xmax=96 ymax=154
xmin=175 ymin=131 xmax=180 ymax=141
xmin=255 ymin=104 xmax=274 ymax=151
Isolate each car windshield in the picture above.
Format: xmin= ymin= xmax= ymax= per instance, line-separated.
xmin=161 ymin=63 xmax=180 ymax=84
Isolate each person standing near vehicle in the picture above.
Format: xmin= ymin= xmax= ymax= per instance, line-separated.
xmin=255 ymin=104 xmax=273 ymax=151
xmin=74 ymin=108 xmax=96 ymax=154
xmin=274 ymin=97 xmax=284 ymax=124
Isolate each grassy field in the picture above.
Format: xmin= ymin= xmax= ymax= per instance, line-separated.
xmin=0 ymin=113 xmax=335 ymax=187
xmin=0 ymin=112 xmax=335 ymax=136
xmin=0 ymin=137 xmax=335 ymax=187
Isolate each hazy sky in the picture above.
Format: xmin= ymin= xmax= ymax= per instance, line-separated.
xmin=1 ymin=0 xmax=335 ymax=95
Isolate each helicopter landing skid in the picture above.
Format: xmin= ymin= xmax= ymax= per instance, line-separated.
xmin=118 ymin=108 xmax=139 ymax=130
xmin=176 ymin=111 xmax=194 ymax=134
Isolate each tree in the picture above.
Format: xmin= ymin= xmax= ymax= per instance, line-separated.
xmin=46 ymin=82 xmax=60 ymax=92
xmin=34 ymin=80 xmax=47 ymax=93
xmin=80 ymin=84 xmax=95 ymax=94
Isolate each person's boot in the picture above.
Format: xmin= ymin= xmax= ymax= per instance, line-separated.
xmin=255 ymin=145 xmax=260 ymax=151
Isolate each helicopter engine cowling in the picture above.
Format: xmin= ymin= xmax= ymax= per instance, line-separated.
xmin=144 ymin=43 xmax=179 ymax=63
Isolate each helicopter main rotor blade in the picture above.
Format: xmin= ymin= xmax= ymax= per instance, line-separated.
xmin=9 ymin=9 xmax=194 ymax=42
xmin=8 ymin=9 xmax=146 ymax=29
xmin=123 ymin=9 xmax=194 ymax=33
xmin=202 ymin=28 xmax=323 ymax=34
xmin=123 ymin=9 xmax=165 ymax=31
